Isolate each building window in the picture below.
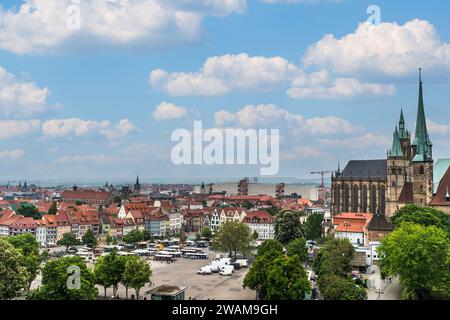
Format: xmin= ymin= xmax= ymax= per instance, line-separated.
xmin=362 ymin=185 xmax=368 ymax=212
xmin=371 ymin=185 xmax=377 ymax=214
xmin=344 ymin=185 xmax=350 ymax=212
xmin=380 ymin=186 xmax=386 ymax=215
xmin=353 ymin=185 xmax=359 ymax=212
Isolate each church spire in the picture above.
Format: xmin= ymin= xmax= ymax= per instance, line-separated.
xmin=398 ymin=108 xmax=408 ymax=139
xmin=390 ymin=126 xmax=404 ymax=158
xmin=412 ymin=68 xmax=433 ymax=162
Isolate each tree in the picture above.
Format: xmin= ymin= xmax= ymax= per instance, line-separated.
xmin=0 ymin=239 xmax=27 ymax=299
xmin=142 ymin=230 xmax=152 ymax=241
xmin=48 ymin=202 xmax=58 ymax=215
xmin=378 ymin=223 xmax=449 ymax=300
xmin=313 ymin=238 xmax=354 ymax=278
xmin=123 ymin=229 xmax=144 ymax=244
xmin=274 ymin=210 xmax=303 ymax=244
xmin=242 ymin=200 xmax=253 ymax=210
xmin=392 ymin=205 xmax=450 ymax=234
xmin=252 ymin=230 xmax=259 ymax=241
xmin=105 ymin=234 xmax=113 ymax=245
xmin=286 ymin=238 xmax=308 ymax=262
xmin=28 ymin=256 xmax=97 ymax=300
xmin=93 ymin=250 xmax=126 ymax=297
xmin=16 ymin=204 xmax=41 ymax=220
xmin=243 ymin=240 xmax=285 ymax=299
xmin=201 ymin=227 xmax=213 ymax=240
xmin=304 ymin=213 xmax=324 ymax=241
xmin=82 ymin=229 xmax=98 ymax=248
xmin=213 ymin=221 xmax=253 ymax=260
xmin=5 ymin=234 xmax=41 ymax=291
xmin=57 ymin=232 xmax=80 ymax=251
xmin=264 ymin=255 xmax=311 ymax=300
xmin=318 ymin=275 xmax=367 ymax=300
xmin=121 ymin=256 xmax=152 ymax=300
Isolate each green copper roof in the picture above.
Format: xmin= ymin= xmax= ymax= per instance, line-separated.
xmin=412 ymin=69 xmax=433 ymax=162
xmin=390 ymin=126 xmax=404 ymax=157
xmin=398 ymin=109 xmax=408 ymax=140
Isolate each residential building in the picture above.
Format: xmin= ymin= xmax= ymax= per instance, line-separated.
xmin=243 ymin=210 xmax=275 ymax=240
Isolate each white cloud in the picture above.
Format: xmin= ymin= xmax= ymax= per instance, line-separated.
xmin=215 ymin=104 xmax=303 ymax=128
xmin=0 ymin=66 xmax=54 ymax=116
xmin=0 ymin=0 xmax=246 ymax=55
xmin=150 ymin=53 xmax=298 ymax=96
xmin=427 ymin=119 xmax=450 ymax=135
xmin=303 ymin=19 xmax=450 ymax=77
xmin=153 ymin=101 xmax=187 ymax=121
xmin=55 ymin=154 xmax=118 ymax=165
xmin=318 ymin=133 xmax=390 ymax=150
xmin=0 ymin=149 xmax=26 ymax=159
xmin=297 ymin=116 xmax=363 ymax=136
xmin=99 ymin=119 xmax=139 ymax=140
xmin=41 ymin=118 xmax=138 ymax=139
xmin=288 ymin=70 xmax=395 ymax=99
xmin=0 ymin=120 xmax=41 ymax=139
xmin=42 ymin=118 xmax=110 ymax=137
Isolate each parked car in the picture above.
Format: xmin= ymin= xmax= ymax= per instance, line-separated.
xmin=219 ymin=266 xmax=233 ymax=276
xmin=197 ymin=266 xmax=212 ymax=275
xmin=235 ymin=259 xmax=249 ymax=268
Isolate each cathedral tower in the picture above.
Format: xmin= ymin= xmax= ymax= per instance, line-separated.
xmin=386 ymin=112 xmax=412 ymax=217
xmin=411 ymin=69 xmax=434 ymax=206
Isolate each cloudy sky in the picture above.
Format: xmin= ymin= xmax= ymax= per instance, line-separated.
xmin=0 ymin=0 xmax=450 ymax=184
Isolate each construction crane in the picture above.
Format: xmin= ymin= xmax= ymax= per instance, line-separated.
xmin=310 ymin=171 xmax=333 ymax=188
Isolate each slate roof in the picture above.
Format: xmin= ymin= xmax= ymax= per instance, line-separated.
xmin=366 ymin=214 xmax=394 ymax=231
xmin=339 ymin=160 xmax=387 ymax=180
xmin=430 ymin=166 xmax=450 ymax=207
xmin=398 ymin=182 xmax=414 ymax=204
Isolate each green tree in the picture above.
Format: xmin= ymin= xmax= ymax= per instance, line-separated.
xmin=82 ymin=229 xmax=98 ymax=248
xmin=286 ymin=238 xmax=308 ymax=262
xmin=93 ymin=250 xmax=126 ymax=297
xmin=16 ymin=204 xmax=41 ymax=219
xmin=242 ymin=200 xmax=253 ymax=210
xmin=378 ymin=223 xmax=449 ymax=300
xmin=304 ymin=213 xmax=324 ymax=241
xmin=0 ymin=239 xmax=27 ymax=299
xmin=275 ymin=210 xmax=303 ymax=244
xmin=28 ymin=256 xmax=97 ymax=300
xmin=313 ymin=238 xmax=354 ymax=278
xmin=265 ymin=255 xmax=311 ymax=300
xmin=57 ymin=232 xmax=80 ymax=251
xmin=318 ymin=275 xmax=367 ymax=300
xmin=142 ymin=230 xmax=152 ymax=241
xmin=105 ymin=234 xmax=113 ymax=245
xmin=392 ymin=205 xmax=450 ymax=234
xmin=243 ymin=240 xmax=284 ymax=299
xmin=48 ymin=202 xmax=58 ymax=215
xmin=5 ymin=234 xmax=40 ymax=291
xmin=213 ymin=221 xmax=253 ymax=260
xmin=123 ymin=229 xmax=144 ymax=244
xmin=201 ymin=227 xmax=213 ymax=240
xmin=121 ymin=256 xmax=152 ymax=300
xmin=252 ymin=230 xmax=259 ymax=241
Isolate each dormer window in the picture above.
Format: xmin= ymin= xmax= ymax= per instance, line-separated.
xmin=446 ymin=186 xmax=450 ymax=202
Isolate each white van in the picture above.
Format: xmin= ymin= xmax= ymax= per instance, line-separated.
xmin=235 ymin=259 xmax=249 ymax=268
xmin=219 ymin=266 xmax=233 ymax=276
xmin=197 ymin=266 xmax=212 ymax=275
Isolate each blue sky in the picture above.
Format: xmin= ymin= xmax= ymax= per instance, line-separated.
xmin=0 ymin=0 xmax=450 ymax=184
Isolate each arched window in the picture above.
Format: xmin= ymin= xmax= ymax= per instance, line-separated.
xmin=353 ymin=185 xmax=359 ymax=212
xmin=344 ymin=184 xmax=350 ymax=212
xmin=371 ymin=185 xmax=377 ymax=214
xmin=362 ymin=185 xmax=368 ymax=212
xmin=380 ymin=186 xmax=386 ymax=215
xmin=420 ymin=166 xmax=425 ymax=175
xmin=335 ymin=185 xmax=341 ymax=211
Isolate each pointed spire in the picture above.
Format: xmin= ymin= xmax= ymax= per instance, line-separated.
xmin=135 ymin=174 xmax=140 ymax=185
xmin=413 ymin=68 xmax=433 ymax=162
xmin=391 ymin=126 xmax=404 ymax=158
xmin=398 ymin=108 xmax=408 ymax=139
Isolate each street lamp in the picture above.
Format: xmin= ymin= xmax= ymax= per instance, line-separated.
xmin=343 ymin=221 xmax=351 ymax=241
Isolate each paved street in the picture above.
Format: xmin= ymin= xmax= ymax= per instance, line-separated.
xmin=365 ymin=266 xmax=402 ymax=300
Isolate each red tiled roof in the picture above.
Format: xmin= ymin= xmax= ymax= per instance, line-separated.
xmin=333 ymin=213 xmax=373 ymax=233
xmin=243 ymin=210 xmax=275 ymax=224
xmin=61 ymin=190 xmax=112 ymax=201
xmin=430 ymin=166 xmax=450 ymax=206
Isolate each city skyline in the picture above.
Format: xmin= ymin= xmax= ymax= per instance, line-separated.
xmin=1 ymin=0 xmax=450 ymax=182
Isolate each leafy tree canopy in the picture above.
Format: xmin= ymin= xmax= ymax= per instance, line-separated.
xmin=392 ymin=205 xmax=450 ymax=234
xmin=274 ymin=210 xmax=303 ymax=244
xmin=0 ymin=239 xmax=28 ymax=299
xmin=378 ymin=223 xmax=450 ymax=300
xmin=286 ymin=238 xmax=308 ymax=262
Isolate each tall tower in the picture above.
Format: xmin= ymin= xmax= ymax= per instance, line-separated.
xmin=386 ymin=112 xmax=412 ymax=217
xmin=134 ymin=174 xmax=141 ymax=195
xmin=411 ymin=69 xmax=434 ymax=206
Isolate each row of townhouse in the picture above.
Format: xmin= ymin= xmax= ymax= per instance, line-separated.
xmin=181 ymin=207 xmax=276 ymax=239
xmin=0 ymin=210 xmax=63 ymax=246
